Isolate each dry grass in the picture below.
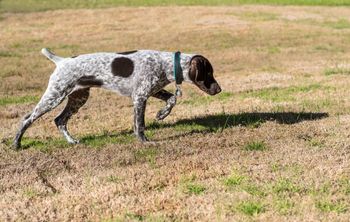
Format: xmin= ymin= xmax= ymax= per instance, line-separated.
xmin=1 ymin=5 xmax=350 ymax=221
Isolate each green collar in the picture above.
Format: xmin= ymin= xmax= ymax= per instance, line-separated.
xmin=173 ymin=51 xmax=183 ymax=85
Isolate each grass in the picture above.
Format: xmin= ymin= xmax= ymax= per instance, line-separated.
xmin=1 ymin=0 xmax=349 ymax=12
xmin=324 ymin=19 xmax=350 ymax=29
xmin=243 ymin=184 xmax=267 ymax=197
xmin=22 ymin=188 xmax=39 ymax=198
xmin=234 ymin=11 xmax=279 ymax=21
xmin=179 ymin=174 xmax=206 ymax=195
xmin=324 ymin=66 xmax=350 ymax=75
xmin=339 ymin=177 xmax=350 ymax=195
xmin=181 ymin=91 xmax=234 ymax=106
xmin=235 ymin=201 xmax=265 ymax=216
xmin=133 ymin=147 xmax=158 ymax=166
xmin=0 ymin=51 xmax=19 ymax=58
xmin=106 ymin=175 xmax=121 ymax=183
xmin=242 ymin=84 xmax=331 ymax=103
xmin=272 ymin=178 xmax=303 ymax=195
xmin=124 ymin=213 xmax=145 ymax=221
xmin=274 ymin=198 xmax=295 ymax=215
xmin=0 ymin=95 xmax=39 ymax=106
xmin=315 ymin=200 xmax=348 ymax=213
xmin=244 ymin=141 xmax=267 ymax=151
xmin=2 ymin=4 xmax=350 ymax=222
xmin=223 ymin=174 xmax=245 ymax=187
xmin=184 ymin=183 xmax=206 ymax=195
xmin=15 ymin=137 xmax=69 ymax=152
xmin=81 ymin=133 xmax=135 ymax=148
xmin=300 ymin=99 xmax=336 ymax=112
xmin=104 ymin=213 xmax=167 ymax=222
xmin=308 ymin=138 xmax=325 ymax=148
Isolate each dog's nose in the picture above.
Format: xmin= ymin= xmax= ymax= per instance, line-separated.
xmin=209 ymin=83 xmax=222 ymax=95
xmin=216 ymin=85 xmax=222 ymax=94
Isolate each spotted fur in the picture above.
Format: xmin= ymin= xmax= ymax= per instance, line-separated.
xmin=13 ymin=49 xmax=221 ymax=149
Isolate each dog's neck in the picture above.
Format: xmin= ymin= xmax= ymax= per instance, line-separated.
xmin=161 ymin=52 xmax=194 ymax=84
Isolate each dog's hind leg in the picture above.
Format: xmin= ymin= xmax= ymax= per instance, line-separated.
xmin=54 ymin=88 xmax=90 ymax=144
xmin=13 ymin=85 xmax=70 ymax=149
xmin=132 ymin=96 xmax=148 ymax=142
xmin=152 ymin=89 xmax=176 ymax=120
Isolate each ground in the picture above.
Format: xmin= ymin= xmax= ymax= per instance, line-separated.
xmin=1 ymin=5 xmax=350 ymax=222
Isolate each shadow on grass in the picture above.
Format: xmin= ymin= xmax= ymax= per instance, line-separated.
xmin=4 ymin=112 xmax=329 ymax=149
xmin=148 ymin=112 xmax=329 ymax=133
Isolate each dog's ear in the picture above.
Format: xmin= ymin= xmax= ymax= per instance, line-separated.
xmin=189 ymin=56 xmax=213 ymax=83
xmin=189 ymin=58 xmax=197 ymax=83
xmin=189 ymin=56 xmax=204 ymax=83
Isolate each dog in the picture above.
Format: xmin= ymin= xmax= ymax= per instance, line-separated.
xmin=13 ymin=49 xmax=221 ymax=149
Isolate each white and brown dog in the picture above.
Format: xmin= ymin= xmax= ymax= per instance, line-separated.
xmin=13 ymin=49 xmax=221 ymax=149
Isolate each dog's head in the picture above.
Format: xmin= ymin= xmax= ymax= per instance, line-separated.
xmin=188 ymin=55 xmax=221 ymax=95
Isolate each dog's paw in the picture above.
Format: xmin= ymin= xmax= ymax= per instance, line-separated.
xmin=12 ymin=142 xmax=21 ymax=150
xmin=67 ymin=138 xmax=80 ymax=144
xmin=156 ymin=109 xmax=170 ymax=121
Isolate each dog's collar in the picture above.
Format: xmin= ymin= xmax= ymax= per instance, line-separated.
xmin=173 ymin=51 xmax=183 ymax=97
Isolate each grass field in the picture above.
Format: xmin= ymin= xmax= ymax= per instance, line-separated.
xmin=0 ymin=0 xmax=350 ymax=12
xmin=1 ymin=2 xmax=350 ymax=222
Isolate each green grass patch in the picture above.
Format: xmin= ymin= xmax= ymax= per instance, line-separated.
xmin=181 ymin=91 xmax=234 ymax=106
xmin=0 ymin=51 xmax=19 ymax=57
xmin=1 ymin=0 xmax=349 ymax=12
xmin=222 ymin=171 xmax=266 ymax=196
xmin=13 ymin=137 xmax=69 ymax=152
xmin=184 ymin=183 xmax=206 ymax=195
xmin=300 ymin=99 xmax=335 ymax=112
xmin=324 ymin=19 xmax=350 ymax=29
xmin=223 ymin=172 xmax=245 ymax=187
xmin=180 ymin=174 xmax=206 ymax=195
xmin=148 ymin=120 xmax=208 ymax=135
xmin=267 ymin=46 xmax=281 ymax=54
xmin=22 ymin=188 xmax=39 ymax=198
xmin=308 ymin=138 xmax=325 ymax=148
xmin=243 ymin=184 xmax=267 ymax=197
xmin=173 ymin=122 xmax=208 ymax=133
xmin=6 ymin=133 xmax=133 ymax=150
xmin=235 ymin=11 xmax=279 ymax=21
xmin=0 ymin=95 xmax=39 ymax=106
xmin=81 ymin=133 xmax=134 ymax=148
xmin=124 ymin=213 xmax=145 ymax=221
xmin=308 ymin=182 xmax=333 ymax=196
xmin=339 ymin=177 xmax=350 ymax=195
xmin=236 ymin=200 xmax=265 ymax=216
xmin=180 ymin=174 xmax=197 ymax=184
xmin=271 ymin=163 xmax=282 ymax=172
xmin=133 ymin=147 xmax=158 ymax=166
xmin=106 ymin=175 xmax=121 ymax=183
xmin=242 ymin=84 xmax=331 ymax=102
xmin=315 ymin=200 xmax=348 ymax=213
xmin=244 ymin=141 xmax=267 ymax=151
xmin=324 ymin=66 xmax=350 ymax=75
xmin=274 ymin=198 xmax=295 ymax=215
xmin=272 ymin=178 xmax=303 ymax=195
xmin=314 ymin=44 xmax=344 ymax=53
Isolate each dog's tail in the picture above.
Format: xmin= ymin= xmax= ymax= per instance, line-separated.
xmin=41 ymin=48 xmax=64 ymax=64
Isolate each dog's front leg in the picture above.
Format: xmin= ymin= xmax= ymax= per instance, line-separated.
xmin=152 ymin=89 xmax=176 ymax=120
xmin=132 ymin=96 xmax=148 ymax=142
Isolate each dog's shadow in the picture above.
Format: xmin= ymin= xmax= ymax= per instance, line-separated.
xmin=6 ymin=111 xmax=329 ymax=149
xmin=147 ymin=111 xmax=329 ymax=138
xmin=83 ymin=111 xmax=329 ymax=142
